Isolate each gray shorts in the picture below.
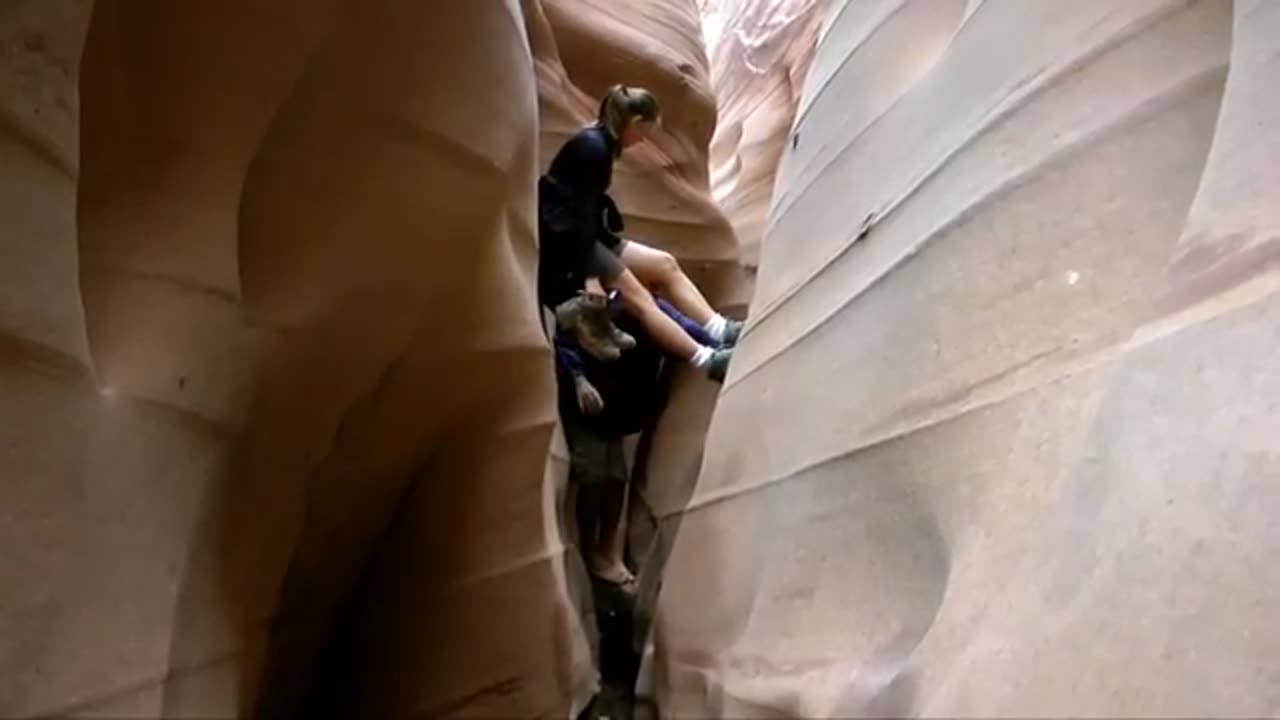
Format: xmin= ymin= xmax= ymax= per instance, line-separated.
xmin=586 ymin=239 xmax=628 ymax=283
xmin=564 ymin=421 xmax=627 ymax=486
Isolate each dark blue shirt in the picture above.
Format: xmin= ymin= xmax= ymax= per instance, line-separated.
xmin=538 ymin=125 xmax=625 ymax=307
xmin=547 ymin=124 xmax=618 ymax=199
xmin=555 ymin=316 xmax=662 ymax=437
xmin=553 ymin=299 xmax=714 ymax=437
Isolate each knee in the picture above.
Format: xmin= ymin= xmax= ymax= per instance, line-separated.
xmin=652 ymin=250 xmax=681 ymax=283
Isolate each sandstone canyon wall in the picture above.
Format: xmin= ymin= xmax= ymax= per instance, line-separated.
xmin=3 ymin=0 xmax=742 ymax=716
xmin=701 ymin=0 xmax=821 ymax=269
xmin=3 ymin=1 xmax=594 ymax=717
xmin=661 ymin=0 xmax=1280 ymax=716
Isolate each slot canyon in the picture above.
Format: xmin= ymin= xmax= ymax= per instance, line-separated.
xmin=1 ymin=0 xmax=1277 ymax=717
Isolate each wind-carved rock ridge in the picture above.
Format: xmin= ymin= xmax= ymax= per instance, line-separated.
xmin=660 ymin=1 xmax=1280 ymax=716
xmin=4 ymin=1 xmax=584 ymax=717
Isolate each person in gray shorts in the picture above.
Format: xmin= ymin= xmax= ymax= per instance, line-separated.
xmin=554 ymin=304 xmax=677 ymax=590
xmin=538 ymin=84 xmax=739 ymax=381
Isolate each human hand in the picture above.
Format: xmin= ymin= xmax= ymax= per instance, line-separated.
xmin=574 ymin=375 xmax=605 ymax=415
xmin=582 ymin=278 xmax=609 ymax=305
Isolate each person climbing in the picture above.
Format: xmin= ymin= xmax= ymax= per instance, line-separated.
xmin=554 ymin=296 xmax=713 ymax=591
xmin=539 ymin=84 xmax=741 ymax=382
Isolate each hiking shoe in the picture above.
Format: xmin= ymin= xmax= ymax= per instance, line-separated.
xmin=581 ymin=295 xmax=635 ymax=353
xmin=705 ymin=348 xmax=733 ymax=383
xmin=608 ymin=325 xmax=637 ymax=351
xmin=555 ymin=295 xmax=621 ymax=361
xmin=720 ymin=319 xmax=744 ymax=348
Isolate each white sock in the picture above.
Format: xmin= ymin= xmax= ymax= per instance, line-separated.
xmin=689 ymin=345 xmax=714 ymax=369
xmin=703 ymin=314 xmax=729 ymax=342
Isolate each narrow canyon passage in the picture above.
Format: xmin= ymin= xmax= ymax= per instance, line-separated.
xmin=3 ymin=0 xmax=740 ymax=717
xmin=2 ymin=1 xmax=1279 ymax=719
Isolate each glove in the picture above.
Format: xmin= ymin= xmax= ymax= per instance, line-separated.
xmin=574 ymin=375 xmax=605 ymax=416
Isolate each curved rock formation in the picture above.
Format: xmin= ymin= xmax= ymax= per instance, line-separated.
xmin=3 ymin=1 xmax=590 ymax=717
xmin=703 ymin=0 xmax=822 ymax=268
xmin=660 ymin=0 xmax=1280 ymax=716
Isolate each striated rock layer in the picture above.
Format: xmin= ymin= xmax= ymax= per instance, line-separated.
xmin=3 ymin=1 xmax=592 ymax=717
xmin=660 ymin=0 xmax=1280 ymax=716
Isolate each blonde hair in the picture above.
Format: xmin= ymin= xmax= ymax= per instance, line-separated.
xmin=598 ymin=85 xmax=661 ymax=147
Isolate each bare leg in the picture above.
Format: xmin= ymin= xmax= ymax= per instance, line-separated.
xmin=589 ymin=480 xmax=631 ymax=582
xmin=608 ymin=268 xmax=702 ymax=360
xmin=578 ymin=482 xmax=632 ymax=585
xmin=572 ymin=482 xmax=599 ymax=559
xmin=619 ymin=241 xmax=717 ymax=325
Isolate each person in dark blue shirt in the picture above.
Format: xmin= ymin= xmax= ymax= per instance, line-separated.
xmin=554 ymin=296 xmax=712 ymax=590
xmin=539 ymin=85 xmax=741 ymax=382
xmin=556 ymin=297 xmax=715 ymax=412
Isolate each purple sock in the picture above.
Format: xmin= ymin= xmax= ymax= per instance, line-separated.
xmin=656 ymin=298 xmax=717 ymax=347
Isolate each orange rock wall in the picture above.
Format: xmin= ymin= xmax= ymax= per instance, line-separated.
xmin=2 ymin=0 xmax=745 ymax=715
xmin=660 ymin=0 xmax=1280 ymax=716
xmin=2 ymin=1 xmax=591 ymax=717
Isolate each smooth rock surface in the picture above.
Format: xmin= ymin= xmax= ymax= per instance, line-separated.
xmin=3 ymin=0 xmax=741 ymax=716
xmin=2 ymin=2 xmax=590 ymax=717
xmin=659 ymin=0 xmax=1280 ymax=716
xmin=702 ymin=0 xmax=822 ymax=267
